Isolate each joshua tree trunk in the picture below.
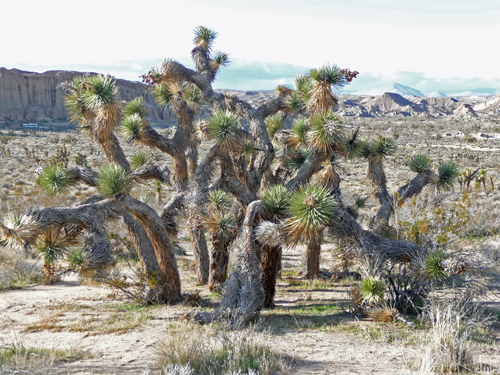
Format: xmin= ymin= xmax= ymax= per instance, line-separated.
xmin=259 ymin=244 xmax=282 ymax=307
xmin=208 ymin=234 xmax=232 ymax=291
xmin=306 ymin=234 xmax=321 ymax=279
xmin=187 ymin=213 xmax=210 ymax=285
xmin=118 ymin=195 xmax=182 ymax=303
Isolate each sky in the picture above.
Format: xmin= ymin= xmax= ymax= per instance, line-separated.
xmin=2 ymin=0 xmax=500 ymax=95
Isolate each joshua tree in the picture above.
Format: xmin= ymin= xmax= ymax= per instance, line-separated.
xmin=0 ymin=27 xmax=465 ymax=318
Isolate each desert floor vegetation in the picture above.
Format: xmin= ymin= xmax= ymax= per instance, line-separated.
xmin=1 ymin=26 xmax=500 ymax=374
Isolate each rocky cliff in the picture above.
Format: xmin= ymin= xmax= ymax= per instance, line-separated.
xmin=0 ymin=68 xmax=184 ymax=122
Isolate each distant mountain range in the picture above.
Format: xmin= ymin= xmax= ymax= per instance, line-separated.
xmin=343 ymin=82 xmax=500 ymax=98
xmin=1 ymin=68 xmax=499 ymax=124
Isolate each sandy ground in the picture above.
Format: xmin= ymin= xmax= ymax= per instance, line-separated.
xmin=1 ymin=244 xmax=500 ymax=375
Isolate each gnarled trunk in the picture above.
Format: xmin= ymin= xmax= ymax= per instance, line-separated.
xmin=208 ymin=234 xmax=232 ymax=291
xmin=259 ymin=244 xmax=282 ymax=307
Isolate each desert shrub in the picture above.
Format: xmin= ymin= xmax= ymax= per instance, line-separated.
xmin=411 ymin=295 xmax=494 ymax=373
xmin=156 ymin=324 xmax=292 ymax=375
xmin=0 ymin=247 xmax=42 ymax=290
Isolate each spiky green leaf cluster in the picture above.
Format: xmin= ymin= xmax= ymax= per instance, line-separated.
xmin=437 ymin=162 xmax=459 ymax=191
xmin=151 ymin=82 xmax=173 ymax=108
xmin=120 ymin=113 xmax=144 ymax=141
xmin=265 ymin=114 xmax=284 ymax=139
xmin=130 ymin=152 xmax=148 ymax=170
xmin=286 ymin=146 xmax=311 ymax=171
xmin=286 ymin=92 xmax=305 ymax=114
xmin=204 ymin=211 xmax=237 ymax=239
xmin=355 ymin=196 xmax=366 ymax=209
xmin=207 ymin=190 xmax=233 ymax=213
xmin=61 ymin=75 xmax=118 ymax=124
xmin=369 ymin=137 xmax=397 ymax=157
xmin=425 ymin=251 xmax=448 ymax=279
xmin=308 ymin=110 xmax=341 ymax=152
xmin=122 ymin=97 xmax=148 ymax=119
xmin=97 ymin=164 xmax=132 ymax=197
xmin=209 ymin=51 xmax=230 ymax=74
xmin=410 ymin=155 xmax=431 ymax=174
xmin=193 ymin=26 xmax=217 ymax=49
xmin=81 ymin=74 xmax=117 ymax=111
xmin=286 ymin=184 xmax=335 ymax=244
xmin=291 ymin=118 xmax=310 ymax=145
xmin=338 ymin=129 xmax=364 ymax=159
xmin=308 ymin=64 xmax=347 ymax=88
xmin=183 ymin=84 xmax=202 ymax=106
xmin=260 ymin=184 xmax=290 ymax=220
xmin=295 ymin=74 xmax=313 ymax=102
xmin=38 ymin=165 xmax=72 ymax=195
xmin=207 ymin=110 xmax=241 ymax=150
xmin=67 ymin=249 xmax=87 ymax=271
xmin=360 ymin=277 xmax=385 ymax=304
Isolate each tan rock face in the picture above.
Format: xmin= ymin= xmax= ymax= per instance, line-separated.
xmin=0 ymin=68 xmax=180 ymax=122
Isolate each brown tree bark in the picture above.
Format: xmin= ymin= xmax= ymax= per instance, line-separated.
xmin=208 ymin=233 xmax=232 ymax=291
xmin=118 ymin=195 xmax=182 ymax=303
xmin=306 ymin=234 xmax=321 ymax=279
xmin=259 ymin=244 xmax=282 ymax=307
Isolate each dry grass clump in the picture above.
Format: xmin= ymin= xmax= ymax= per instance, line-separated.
xmin=155 ymin=324 xmax=293 ymax=375
xmin=0 ymin=344 xmax=90 ymax=375
xmin=408 ymin=296 xmax=495 ymax=374
xmin=0 ymin=247 xmax=42 ymax=290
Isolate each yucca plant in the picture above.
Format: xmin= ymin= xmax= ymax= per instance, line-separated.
xmin=294 ymin=74 xmax=313 ymax=104
xmin=409 ymin=154 xmax=432 ymax=174
xmin=206 ymin=110 xmax=241 ymax=151
xmin=425 ymin=251 xmax=448 ymax=280
xmin=193 ymin=26 xmax=217 ymax=49
xmin=259 ymin=184 xmax=289 ymax=221
xmin=122 ymin=97 xmax=148 ymax=119
xmin=337 ymin=128 xmax=364 ymax=160
xmin=285 ymin=184 xmax=335 ymax=245
xmin=97 ymin=164 xmax=132 ymax=197
xmin=308 ymin=110 xmax=341 ymax=153
xmin=183 ymin=84 xmax=203 ymax=111
xmin=437 ymin=162 xmax=460 ymax=191
xmin=209 ymin=51 xmax=230 ymax=74
xmin=370 ymin=136 xmax=397 ymax=158
xmin=360 ymin=277 xmax=385 ymax=305
xmin=151 ymin=82 xmax=174 ymax=108
xmin=130 ymin=152 xmax=148 ymax=170
xmin=291 ymin=117 xmax=310 ymax=147
xmin=36 ymin=226 xmax=74 ymax=280
xmin=67 ymin=248 xmax=87 ymax=272
xmin=306 ymin=64 xmax=346 ymax=115
xmin=265 ymin=113 xmax=284 ymax=140
xmin=121 ymin=113 xmax=144 ymax=142
xmin=207 ymin=189 xmax=233 ymax=213
xmin=38 ymin=165 xmax=72 ymax=195
xmin=286 ymin=146 xmax=311 ymax=171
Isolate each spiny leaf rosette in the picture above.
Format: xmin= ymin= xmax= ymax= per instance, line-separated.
xmin=207 ymin=189 xmax=233 ymax=213
xmin=259 ymin=184 xmax=290 ymax=221
xmin=285 ymin=184 xmax=335 ymax=246
xmin=97 ymin=164 xmax=132 ymax=197
xmin=193 ymin=26 xmax=217 ymax=50
xmin=130 ymin=152 xmax=148 ymax=170
xmin=425 ymin=251 xmax=448 ymax=279
xmin=306 ymin=64 xmax=347 ymax=115
xmin=360 ymin=277 xmax=385 ymax=305
xmin=202 ymin=211 xmax=237 ymax=240
xmin=308 ymin=110 xmax=342 ymax=153
xmin=120 ymin=113 xmax=144 ymax=142
xmin=437 ymin=162 xmax=460 ymax=191
xmin=122 ymin=97 xmax=148 ymax=118
xmin=409 ymin=154 xmax=432 ymax=174
xmin=61 ymin=74 xmax=121 ymax=140
xmin=207 ymin=110 xmax=241 ymax=151
xmin=36 ymin=226 xmax=70 ymax=266
xmin=38 ymin=165 xmax=72 ymax=195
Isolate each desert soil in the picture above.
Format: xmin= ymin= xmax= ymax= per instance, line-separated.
xmin=1 ymin=114 xmax=500 ymax=374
